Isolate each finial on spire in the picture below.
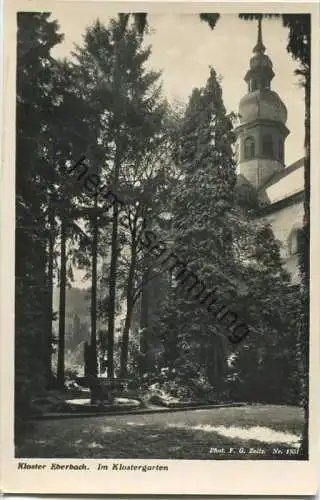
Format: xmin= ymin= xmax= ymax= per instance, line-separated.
xmin=253 ymin=17 xmax=266 ymax=54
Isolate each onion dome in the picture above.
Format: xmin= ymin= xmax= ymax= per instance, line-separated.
xmin=239 ymin=89 xmax=288 ymax=125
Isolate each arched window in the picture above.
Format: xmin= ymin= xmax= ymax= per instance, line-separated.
xmin=262 ymin=134 xmax=274 ymax=158
xmin=250 ymin=79 xmax=258 ymax=92
xmin=244 ymin=136 xmax=255 ymax=159
xmin=264 ymin=78 xmax=270 ymax=89
xmin=278 ymin=139 xmax=284 ymax=162
xmin=288 ymin=228 xmax=303 ymax=256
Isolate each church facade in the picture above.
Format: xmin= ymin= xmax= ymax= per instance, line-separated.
xmin=235 ymin=20 xmax=305 ymax=282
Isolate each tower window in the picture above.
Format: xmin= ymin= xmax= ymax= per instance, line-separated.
xmin=278 ymin=139 xmax=284 ymax=162
xmin=262 ymin=77 xmax=271 ymax=89
xmin=262 ymin=134 xmax=274 ymax=158
xmin=244 ymin=137 xmax=255 ymax=159
xmin=250 ymin=79 xmax=258 ymax=92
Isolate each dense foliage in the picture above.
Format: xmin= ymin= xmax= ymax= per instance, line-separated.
xmin=147 ymin=69 xmax=301 ymax=403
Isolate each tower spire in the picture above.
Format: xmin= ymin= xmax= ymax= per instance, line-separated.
xmin=235 ymin=15 xmax=289 ymax=190
xmin=253 ymin=17 xmax=266 ymax=54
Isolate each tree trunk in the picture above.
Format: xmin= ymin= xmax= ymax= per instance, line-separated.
xmin=139 ymin=259 xmax=150 ymax=375
xmin=57 ymin=216 xmax=67 ymax=388
xmin=119 ymin=297 xmax=134 ymax=379
xmin=120 ymin=233 xmax=138 ymax=378
xmin=90 ymin=197 xmax=98 ymax=378
xmin=104 ymin=17 xmax=125 ymax=378
xmin=106 ymin=144 xmax=123 ymax=379
xmin=46 ymin=207 xmax=55 ymax=387
xmin=107 ymin=206 xmax=118 ymax=379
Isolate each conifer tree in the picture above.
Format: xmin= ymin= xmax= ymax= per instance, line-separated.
xmin=72 ymin=18 xmax=165 ymax=377
xmin=16 ymin=13 xmax=64 ymax=413
xmin=163 ymin=68 xmax=237 ymax=389
xmin=16 ymin=13 xmax=97 ymax=396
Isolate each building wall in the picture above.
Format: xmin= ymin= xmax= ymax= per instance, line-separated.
xmin=258 ymin=199 xmax=304 ymax=282
xmin=237 ymin=157 xmax=284 ymax=189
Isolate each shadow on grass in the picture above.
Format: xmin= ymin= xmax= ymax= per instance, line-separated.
xmin=16 ymin=419 xmax=305 ymax=460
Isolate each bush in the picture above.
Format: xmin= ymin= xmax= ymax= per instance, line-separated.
xmin=146 ymin=367 xmax=218 ymax=403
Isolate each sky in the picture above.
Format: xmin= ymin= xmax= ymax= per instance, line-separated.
xmin=50 ymin=8 xmax=305 ymax=167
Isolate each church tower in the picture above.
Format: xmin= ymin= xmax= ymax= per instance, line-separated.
xmin=235 ymin=19 xmax=290 ymax=189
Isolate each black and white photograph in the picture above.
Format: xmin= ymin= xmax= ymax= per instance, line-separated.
xmin=1 ymin=1 xmax=319 ymax=495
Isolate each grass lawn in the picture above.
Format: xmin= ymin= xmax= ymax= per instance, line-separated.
xmin=16 ymin=404 xmax=305 ymax=460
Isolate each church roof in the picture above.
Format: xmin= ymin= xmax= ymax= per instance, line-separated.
xmin=258 ymin=157 xmax=305 ymax=206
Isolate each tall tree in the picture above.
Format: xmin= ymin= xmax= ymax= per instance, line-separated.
xmin=73 ymin=17 xmax=164 ymax=378
xmin=47 ymin=59 xmax=97 ymax=387
xmin=117 ymin=131 xmax=175 ymax=377
xmin=16 ymin=13 xmax=64 ymax=413
xmin=162 ymin=68 xmax=237 ymax=388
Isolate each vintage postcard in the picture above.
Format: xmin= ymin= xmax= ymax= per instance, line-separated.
xmin=1 ymin=0 xmax=319 ymax=495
